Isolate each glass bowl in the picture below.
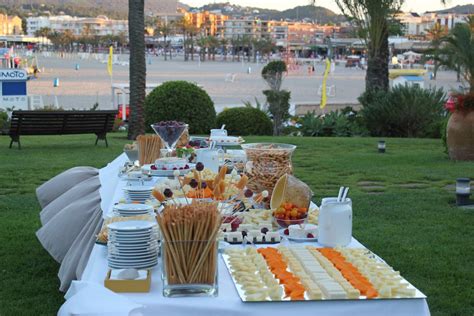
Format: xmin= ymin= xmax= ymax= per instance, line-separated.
xmin=272 ymin=212 xmax=308 ymax=229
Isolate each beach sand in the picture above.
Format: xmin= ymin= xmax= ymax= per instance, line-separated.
xmin=28 ymin=54 xmax=461 ymax=112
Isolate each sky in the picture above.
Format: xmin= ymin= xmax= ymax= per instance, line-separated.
xmin=180 ymin=0 xmax=474 ymax=14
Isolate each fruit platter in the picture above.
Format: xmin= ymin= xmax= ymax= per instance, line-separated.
xmin=223 ymin=246 xmax=426 ymax=302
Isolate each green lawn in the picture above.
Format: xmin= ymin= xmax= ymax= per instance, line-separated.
xmin=0 ymin=133 xmax=473 ymax=316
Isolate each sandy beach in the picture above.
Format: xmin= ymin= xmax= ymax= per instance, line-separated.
xmin=27 ymin=53 xmax=462 ymax=112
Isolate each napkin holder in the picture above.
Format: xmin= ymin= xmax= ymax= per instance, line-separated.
xmin=104 ymin=270 xmax=151 ymax=293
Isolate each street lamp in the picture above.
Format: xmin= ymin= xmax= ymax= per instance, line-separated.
xmin=378 ymin=140 xmax=386 ymax=153
xmin=456 ymin=178 xmax=472 ymax=206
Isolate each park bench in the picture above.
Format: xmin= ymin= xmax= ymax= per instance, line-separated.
xmin=8 ymin=110 xmax=117 ymax=149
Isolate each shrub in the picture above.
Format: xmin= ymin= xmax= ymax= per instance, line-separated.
xmin=216 ymin=107 xmax=272 ymax=136
xmin=0 ymin=110 xmax=8 ymax=133
xmin=359 ymin=85 xmax=446 ymax=138
xmin=298 ymin=110 xmax=368 ymax=137
xmin=144 ymin=81 xmax=216 ymax=134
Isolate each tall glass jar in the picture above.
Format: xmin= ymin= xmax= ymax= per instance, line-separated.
xmin=241 ymin=143 xmax=296 ymax=198
xmin=161 ymin=240 xmax=218 ymax=297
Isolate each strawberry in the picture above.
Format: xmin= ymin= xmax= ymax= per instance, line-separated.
xmin=284 ymin=229 xmax=289 ymax=235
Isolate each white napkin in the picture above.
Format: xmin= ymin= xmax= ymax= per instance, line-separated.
xmin=110 ymin=269 xmax=147 ymax=280
xmin=58 ymin=281 xmax=143 ymax=316
xmin=99 ymin=153 xmax=128 ymax=213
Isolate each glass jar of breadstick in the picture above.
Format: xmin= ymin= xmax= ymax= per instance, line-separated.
xmin=241 ymin=143 xmax=296 ymax=199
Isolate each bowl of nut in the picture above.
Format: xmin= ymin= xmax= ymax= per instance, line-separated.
xmin=241 ymin=143 xmax=296 ymax=199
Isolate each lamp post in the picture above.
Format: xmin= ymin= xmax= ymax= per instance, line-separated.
xmin=456 ymin=178 xmax=471 ymax=206
xmin=378 ymin=140 xmax=386 ymax=153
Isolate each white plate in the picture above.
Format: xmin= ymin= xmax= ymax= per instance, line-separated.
xmin=108 ymin=220 xmax=156 ymax=232
xmin=108 ymin=255 xmax=157 ymax=263
xmin=142 ymin=164 xmax=195 ymax=177
xmin=109 ymin=248 xmax=158 ymax=255
xmin=123 ymin=185 xmax=154 ymax=192
xmin=108 ymin=261 xmax=157 ymax=269
xmin=278 ymin=229 xmax=318 ymax=242
xmin=109 ymin=236 xmax=155 ymax=242
xmin=114 ymin=204 xmax=153 ymax=211
xmin=109 ymin=247 xmax=158 ymax=254
xmin=107 ymin=253 xmax=158 ymax=260
xmin=108 ymin=229 xmax=156 ymax=236
xmin=121 ymin=175 xmax=153 ymax=182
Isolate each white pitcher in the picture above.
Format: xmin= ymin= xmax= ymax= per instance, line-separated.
xmin=195 ymin=148 xmax=224 ymax=173
xmin=318 ymin=198 xmax=352 ymax=247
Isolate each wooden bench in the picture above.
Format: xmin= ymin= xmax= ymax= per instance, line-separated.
xmin=8 ymin=110 xmax=117 ymax=149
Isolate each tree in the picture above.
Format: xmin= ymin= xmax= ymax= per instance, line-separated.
xmin=187 ymin=24 xmax=199 ymax=61
xmin=175 ymin=17 xmax=190 ymax=61
xmin=127 ymin=0 xmax=146 ymax=140
xmin=156 ymin=21 xmax=173 ymax=61
xmin=437 ymin=23 xmax=474 ymax=93
xmin=220 ymin=38 xmax=229 ymax=61
xmin=261 ymin=61 xmax=290 ymax=136
xmin=329 ymin=0 xmax=404 ymax=92
xmin=207 ymin=36 xmax=220 ymax=61
xmin=426 ymin=22 xmax=447 ymax=79
xmin=197 ymin=36 xmax=208 ymax=61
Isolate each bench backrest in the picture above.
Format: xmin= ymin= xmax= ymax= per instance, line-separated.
xmin=9 ymin=111 xmax=117 ymax=136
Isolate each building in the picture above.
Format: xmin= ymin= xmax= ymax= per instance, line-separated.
xmin=184 ymin=11 xmax=228 ymax=37
xmin=0 ymin=14 xmax=23 ymax=36
xmin=26 ymin=15 xmax=128 ymax=37
xmin=395 ymin=11 xmax=471 ymax=37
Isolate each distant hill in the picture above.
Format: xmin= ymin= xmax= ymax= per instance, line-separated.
xmin=430 ymin=4 xmax=474 ymax=14
xmin=0 ymin=0 xmax=183 ymax=19
xmin=1 ymin=0 xmax=345 ymax=24
xmin=194 ymin=2 xmax=345 ymax=24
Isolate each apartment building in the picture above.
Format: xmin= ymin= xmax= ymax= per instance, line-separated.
xmin=0 ymin=14 xmax=23 ymax=35
xmin=395 ymin=11 xmax=471 ymax=37
xmin=183 ymin=11 xmax=228 ymax=37
xmin=26 ymin=15 xmax=128 ymax=36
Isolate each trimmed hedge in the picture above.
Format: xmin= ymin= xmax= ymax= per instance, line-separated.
xmin=144 ymin=81 xmax=216 ymax=134
xmin=216 ymin=107 xmax=272 ymax=136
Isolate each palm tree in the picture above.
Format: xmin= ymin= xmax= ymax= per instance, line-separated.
xmin=230 ymin=37 xmax=240 ymax=62
xmin=34 ymin=27 xmax=51 ymax=47
xmin=207 ymin=36 xmax=220 ymax=61
xmin=175 ymin=17 xmax=190 ymax=61
xmin=127 ymin=0 xmax=146 ymax=140
xmin=156 ymin=21 xmax=173 ymax=61
xmin=187 ymin=25 xmax=199 ymax=61
xmin=220 ymin=38 xmax=228 ymax=61
xmin=328 ymin=0 xmax=404 ymax=92
xmin=311 ymin=0 xmax=449 ymax=92
xmin=197 ymin=36 xmax=208 ymax=61
xmin=437 ymin=23 xmax=474 ymax=93
xmin=425 ymin=22 xmax=446 ymax=80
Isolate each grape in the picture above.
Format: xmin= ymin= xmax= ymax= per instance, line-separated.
xmin=196 ymin=162 xmax=204 ymax=171
xmin=189 ymin=179 xmax=198 ymax=189
xmin=244 ymin=189 xmax=253 ymax=198
xmin=163 ymin=188 xmax=173 ymax=198
xmin=201 ymin=182 xmax=207 ymax=189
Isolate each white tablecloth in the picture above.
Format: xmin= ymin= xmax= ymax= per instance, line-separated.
xmin=60 ymin=155 xmax=431 ymax=316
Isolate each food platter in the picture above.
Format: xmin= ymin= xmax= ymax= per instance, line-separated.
xmin=279 ymin=229 xmax=318 ymax=242
xmin=142 ymin=164 xmax=195 ymax=177
xmin=222 ymin=246 xmax=426 ymax=302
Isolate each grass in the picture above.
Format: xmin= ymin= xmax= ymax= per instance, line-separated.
xmin=0 ymin=133 xmax=473 ymax=316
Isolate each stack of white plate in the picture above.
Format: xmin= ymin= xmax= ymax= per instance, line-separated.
xmin=107 ymin=220 xmax=159 ymax=269
xmin=113 ymin=203 xmax=154 ymax=217
xmin=123 ymin=186 xmax=154 ymax=203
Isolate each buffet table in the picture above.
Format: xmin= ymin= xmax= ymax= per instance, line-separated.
xmin=59 ymin=154 xmax=431 ymax=316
